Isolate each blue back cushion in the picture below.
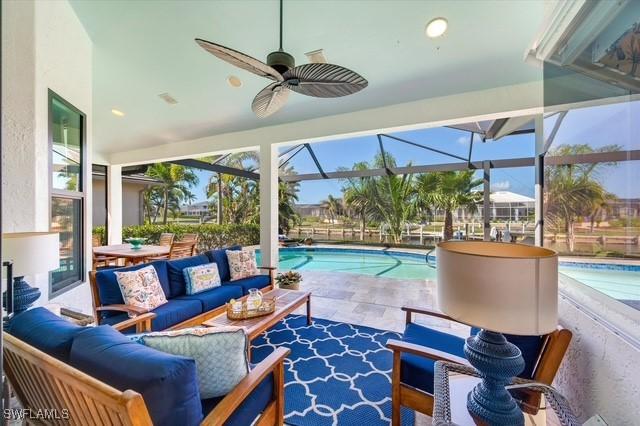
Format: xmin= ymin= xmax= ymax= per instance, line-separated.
xmin=471 ymin=327 xmax=544 ymax=379
xmin=69 ymin=326 xmax=202 ymax=426
xmin=400 ymin=323 xmax=466 ymax=394
xmin=94 ymin=261 xmax=170 ymax=306
xmin=8 ymin=307 xmax=82 ymax=362
xmin=205 ymin=245 xmax=241 ymax=282
xmin=166 ymin=254 xmax=210 ymax=298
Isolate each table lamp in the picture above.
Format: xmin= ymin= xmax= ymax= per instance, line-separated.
xmin=436 ymin=241 xmax=557 ymax=425
xmin=2 ymin=232 xmax=60 ymax=317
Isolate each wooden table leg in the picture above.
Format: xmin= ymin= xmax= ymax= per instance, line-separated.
xmin=306 ymin=295 xmax=312 ymax=325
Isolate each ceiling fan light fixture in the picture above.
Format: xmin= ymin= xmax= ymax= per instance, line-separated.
xmin=227 ymin=75 xmax=243 ymax=88
xmin=426 ymin=17 xmax=448 ymax=38
xmin=196 ymin=0 xmax=367 ymax=118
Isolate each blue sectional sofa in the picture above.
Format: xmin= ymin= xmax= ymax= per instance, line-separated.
xmin=89 ymin=246 xmax=274 ymax=331
xmin=7 ymin=307 xmax=288 ymax=426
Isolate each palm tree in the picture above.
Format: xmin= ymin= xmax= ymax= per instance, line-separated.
xmin=415 ymin=170 xmax=483 ymax=240
xmin=146 ymin=163 xmax=199 ymax=224
xmin=321 ymin=195 xmax=343 ymax=224
xmin=342 ymin=162 xmax=373 ymax=240
xmin=279 ymin=164 xmax=300 ymax=233
xmin=206 ymin=152 xmax=260 ymax=224
xmin=544 ymin=144 xmax=618 ymax=252
xmin=367 ymin=153 xmax=417 ymax=243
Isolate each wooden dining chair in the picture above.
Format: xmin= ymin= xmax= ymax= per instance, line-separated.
xmin=147 ymin=241 xmax=197 ymax=261
xmin=181 ymin=233 xmax=198 ymax=243
xmin=386 ymin=306 xmax=573 ymax=425
xmin=92 ymin=234 xmax=118 ymax=269
xmin=158 ymin=233 xmax=175 ymax=247
xmin=180 ymin=233 xmax=199 ymax=253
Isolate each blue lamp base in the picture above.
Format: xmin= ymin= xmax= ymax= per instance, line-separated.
xmin=464 ymin=329 xmax=525 ymax=426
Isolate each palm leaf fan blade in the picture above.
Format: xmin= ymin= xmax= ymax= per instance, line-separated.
xmin=195 ymin=39 xmax=283 ymax=82
xmin=252 ymin=83 xmax=290 ymax=118
xmin=283 ymin=63 xmax=368 ymax=98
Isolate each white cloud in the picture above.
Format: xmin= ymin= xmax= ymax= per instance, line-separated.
xmin=456 ymin=136 xmax=468 ymax=145
xmin=491 ymin=180 xmax=510 ymax=191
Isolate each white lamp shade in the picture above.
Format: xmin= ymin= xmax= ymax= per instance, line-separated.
xmin=436 ymin=241 xmax=558 ymax=335
xmin=2 ymin=232 xmax=60 ymax=277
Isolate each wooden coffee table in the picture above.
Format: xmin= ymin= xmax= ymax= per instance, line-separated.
xmin=202 ymin=288 xmax=311 ymax=341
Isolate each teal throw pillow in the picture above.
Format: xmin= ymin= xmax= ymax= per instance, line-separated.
xmin=139 ymin=327 xmax=250 ymax=398
xmin=183 ymin=262 xmax=221 ymax=295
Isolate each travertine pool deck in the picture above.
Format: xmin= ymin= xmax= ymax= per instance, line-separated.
xmin=290 ymin=270 xmax=469 ymax=336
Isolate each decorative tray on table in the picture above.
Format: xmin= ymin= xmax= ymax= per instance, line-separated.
xmin=226 ymin=297 xmax=277 ymax=320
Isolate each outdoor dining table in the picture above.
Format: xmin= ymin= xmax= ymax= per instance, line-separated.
xmin=93 ymin=244 xmax=170 ymax=266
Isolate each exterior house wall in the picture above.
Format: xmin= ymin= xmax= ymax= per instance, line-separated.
xmin=2 ymin=0 xmax=93 ymax=313
xmin=556 ymin=275 xmax=640 ymax=425
xmin=122 ymin=183 xmax=145 ymax=226
xmin=92 ymin=178 xmax=106 ymax=228
xmin=93 ymin=177 xmax=151 ymax=228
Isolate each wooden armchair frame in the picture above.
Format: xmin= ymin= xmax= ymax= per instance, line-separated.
xmin=3 ymin=313 xmax=289 ymax=426
xmin=387 ymin=306 xmax=572 ymax=426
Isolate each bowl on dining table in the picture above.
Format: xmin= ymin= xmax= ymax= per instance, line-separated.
xmin=125 ymin=237 xmax=147 ymax=250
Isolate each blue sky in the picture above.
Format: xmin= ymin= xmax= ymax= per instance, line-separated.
xmin=190 ymin=100 xmax=639 ymax=204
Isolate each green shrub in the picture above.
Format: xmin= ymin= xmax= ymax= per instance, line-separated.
xmin=92 ymin=223 xmax=260 ymax=251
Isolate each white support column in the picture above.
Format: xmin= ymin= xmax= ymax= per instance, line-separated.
xmin=534 ymin=115 xmax=544 ymax=247
xmin=483 ymin=160 xmax=491 ymax=241
xmin=259 ymin=144 xmax=279 ymax=269
xmin=106 ymin=165 xmax=123 ymax=245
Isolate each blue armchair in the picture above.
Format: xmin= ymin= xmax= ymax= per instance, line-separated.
xmin=386 ymin=305 xmax=572 ymax=426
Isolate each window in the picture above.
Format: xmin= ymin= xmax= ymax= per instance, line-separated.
xmin=49 ymin=91 xmax=85 ymax=296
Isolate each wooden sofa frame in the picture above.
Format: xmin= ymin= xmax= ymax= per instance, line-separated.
xmin=89 ymin=266 xmax=276 ymax=330
xmin=386 ymin=305 xmax=573 ymax=426
xmin=3 ymin=313 xmax=290 ymax=426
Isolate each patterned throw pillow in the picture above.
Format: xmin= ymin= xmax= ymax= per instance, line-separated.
xmin=139 ymin=327 xmax=250 ymax=398
xmin=183 ymin=262 xmax=221 ymax=295
xmin=226 ymin=249 xmax=259 ymax=280
xmin=115 ymin=265 xmax=168 ymax=311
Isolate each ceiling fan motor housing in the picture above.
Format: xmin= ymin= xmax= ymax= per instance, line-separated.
xmin=267 ymin=50 xmax=295 ymax=75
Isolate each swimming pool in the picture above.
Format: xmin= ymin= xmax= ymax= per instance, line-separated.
xmin=278 ymin=247 xmax=436 ymax=280
xmin=264 ymin=247 xmax=640 ymax=305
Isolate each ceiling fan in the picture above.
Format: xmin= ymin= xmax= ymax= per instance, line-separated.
xmin=195 ymin=0 xmax=368 ymax=118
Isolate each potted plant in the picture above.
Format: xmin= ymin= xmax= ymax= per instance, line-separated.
xmin=275 ymin=271 xmax=302 ymax=290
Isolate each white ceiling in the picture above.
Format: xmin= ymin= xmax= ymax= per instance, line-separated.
xmin=69 ymin=0 xmax=545 ymax=158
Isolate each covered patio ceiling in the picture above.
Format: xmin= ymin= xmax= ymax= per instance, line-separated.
xmin=69 ymin=0 xmax=545 ymax=163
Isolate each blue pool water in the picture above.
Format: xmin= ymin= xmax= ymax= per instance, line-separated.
xmin=266 ymin=247 xmax=640 ymax=304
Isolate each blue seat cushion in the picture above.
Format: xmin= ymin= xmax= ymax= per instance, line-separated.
xmin=94 ymin=261 xmax=170 ymax=308
xmin=205 ymin=245 xmax=240 ymax=282
xmin=470 ymin=327 xmax=544 ymax=379
xmin=175 ymin=285 xmax=243 ymax=312
xmin=166 ymin=254 xmax=210 ymax=298
xmin=201 ymin=370 xmax=273 ymax=426
xmin=69 ymin=326 xmax=202 ymax=426
xmin=225 ymin=275 xmax=270 ymax=295
xmin=8 ymin=307 xmax=83 ymax=362
xmin=400 ymin=323 xmax=466 ymax=394
xmin=102 ymin=299 xmax=203 ymax=332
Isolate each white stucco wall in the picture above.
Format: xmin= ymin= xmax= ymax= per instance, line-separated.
xmin=555 ymin=275 xmax=640 ymax=425
xmin=2 ymin=0 xmax=93 ymax=313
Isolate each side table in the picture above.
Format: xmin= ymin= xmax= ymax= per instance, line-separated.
xmin=432 ymin=361 xmax=580 ymax=426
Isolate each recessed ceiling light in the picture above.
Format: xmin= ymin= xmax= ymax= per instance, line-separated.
xmin=111 ymin=109 xmax=125 ymax=117
xmin=227 ymin=75 xmax=243 ymax=88
xmin=425 ymin=17 xmax=448 ymax=38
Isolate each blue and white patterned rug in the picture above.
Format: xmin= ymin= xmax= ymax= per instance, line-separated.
xmin=252 ymin=315 xmax=415 ymax=426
